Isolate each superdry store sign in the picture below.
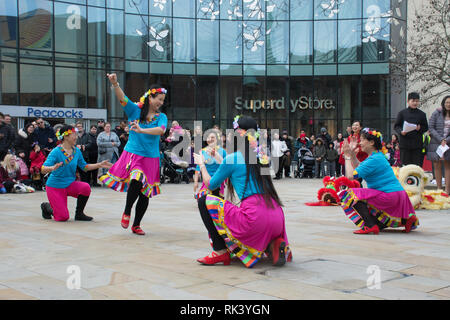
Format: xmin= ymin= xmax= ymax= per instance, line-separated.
xmin=0 ymin=105 xmax=107 ymax=120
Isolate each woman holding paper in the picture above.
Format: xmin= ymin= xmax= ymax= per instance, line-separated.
xmin=427 ymin=95 xmax=450 ymax=192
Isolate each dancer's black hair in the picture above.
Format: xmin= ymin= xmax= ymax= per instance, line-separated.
xmin=227 ymin=115 xmax=283 ymax=208
xmin=140 ymin=83 xmax=166 ymax=123
xmin=360 ymin=128 xmax=383 ymax=151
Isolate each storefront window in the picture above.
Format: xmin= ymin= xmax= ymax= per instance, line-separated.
xmin=314 ymin=20 xmax=337 ymax=63
xmin=125 ymin=13 xmax=148 ymax=60
xmin=107 ymin=9 xmax=124 ymax=58
xmin=87 ymin=68 xmax=105 ymax=108
xmin=55 ymin=67 xmax=87 ymax=108
xmin=0 ymin=62 xmax=18 ymax=105
xmin=197 ymin=19 xmax=219 ymax=63
xmin=0 ymin=0 xmax=18 ymax=48
xmin=338 ymin=19 xmax=361 ymax=63
xmin=290 ymin=21 xmax=312 ymax=64
xmin=173 ymin=18 xmax=195 ymax=62
xmin=54 ymin=2 xmax=87 ymax=54
xmin=220 ymin=21 xmax=242 ymax=64
xmin=19 ymin=0 xmax=53 ymax=51
xmin=88 ymin=6 xmax=106 ymax=56
xmin=20 ymin=63 xmax=52 ymax=106
xmin=266 ymin=21 xmax=289 ymax=64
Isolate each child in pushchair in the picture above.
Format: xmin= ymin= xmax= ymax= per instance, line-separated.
xmin=295 ymin=147 xmax=315 ymax=178
xmin=160 ymin=148 xmax=190 ymax=184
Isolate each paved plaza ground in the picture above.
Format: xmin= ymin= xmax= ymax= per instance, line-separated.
xmin=0 ymin=178 xmax=450 ymax=300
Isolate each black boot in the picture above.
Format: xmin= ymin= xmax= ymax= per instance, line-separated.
xmin=41 ymin=202 xmax=53 ymax=219
xmin=75 ymin=195 xmax=93 ymax=221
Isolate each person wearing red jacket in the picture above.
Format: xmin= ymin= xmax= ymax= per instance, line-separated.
xmin=29 ymin=143 xmax=46 ymax=180
xmin=339 ymin=121 xmax=368 ymax=175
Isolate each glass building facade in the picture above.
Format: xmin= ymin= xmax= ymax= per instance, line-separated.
xmin=0 ymin=0 xmax=407 ymax=137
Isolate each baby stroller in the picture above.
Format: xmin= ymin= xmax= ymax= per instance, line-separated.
xmin=295 ymin=147 xmax=315 ymax=178
xmin=160 ymin=150 xmax=190 ymax=184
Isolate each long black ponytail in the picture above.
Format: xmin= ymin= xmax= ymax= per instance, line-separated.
xmin=227 ymin=116 xmax=283 ymax=208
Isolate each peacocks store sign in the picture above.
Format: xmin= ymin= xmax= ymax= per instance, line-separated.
xmin=0 ymin=105 xmax=107 ymax=120
xmin=235 ymin=96 xmax=335 ymax=112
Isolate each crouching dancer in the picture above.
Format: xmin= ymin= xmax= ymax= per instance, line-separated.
xmin=40 ymin=125 xmax=112 ymax=221
xmin=194 ymin=115 xmax=292 ymax=268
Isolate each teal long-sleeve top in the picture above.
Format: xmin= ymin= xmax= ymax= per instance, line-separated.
xmin=208 ymin=151 xmax=262 ymax=200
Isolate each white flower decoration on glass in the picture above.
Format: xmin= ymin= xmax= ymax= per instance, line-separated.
xmin=199 ymin=0 xmax=220 ymax=20
xmin=153 ymin=0 xmax=167 ymax=11
xmin=147 ymin=24 xmax=169 ymax=52
xmin=244 ymin=28 xmax=264 ymax=52
xmin=245 ymin=0 xmax=265 ymax=20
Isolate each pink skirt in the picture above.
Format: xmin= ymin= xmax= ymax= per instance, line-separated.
xmin=205 ymin=194 xmax=291 ymax=268
xmin=99 ymin=150 xmax=161 ymax=198
xmin=339 ymin=188 xmax=419 ymax=229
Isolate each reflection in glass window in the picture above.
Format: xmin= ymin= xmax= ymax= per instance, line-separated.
xmin=125 ymin=14 xmax=148 ymax=60
xmin=362 ymin=18 xmax=390 ymax=62
xmin=338 ymin=19 xmax=361 ymax=63
xmin=88 ymin=6 xmax=106 ymax=56
xmin=88 ymin=0 xmax=105 ymax=6
xmin=0 ymin=0 xmax=18 ymax=47
xmin=266 ymin=0 xmax=289 ymax=20
xmin=220 ymin=21 xmax=242 ymax=64
xmin=173 ymin=1 xmax=195 ymax=18
xmin=363 ymin=0 xmax=390 ymax=18
xmin=0 ymin=62 xmax=18 ymax=105
xmin=267 ymin=21 xmax=289 ymax=64
xmin=243 ymin=21 xmax=265 ymax=64
xmin=20 ymin=64 xmax=53 ymax=106
xmin=290 ymin=21 xmax=312 ymax=64
xmin=314 ymin=21 xmax=336 ymax=63
xmin=243 ymin=0 xmax=265 ymax=20
xmin=338 ymin=0 xmax=361 ymax=19
xmin=220 ymin=0 xmax=243 ymax=20
xmin=197 ymin=76 xmax=219 ymax=127
xmin=314 ymin=0 xmax=339 ymax=20
xmin=125 ymin=0 xmax=148 ymax=15
xmin=88 ymin=69 xmax=105 ymax=108
xmin=150 ymin=0 xmax=172 ymax=16
xmin=19 ymin=0 xmax=53 ymax=50
xmin=54 ymin=2 xmax=86 ymax=54
xmin=197 ymin=20 xmax=219 ymax=63
xmin=107 ymin=9 xmax=124 ymax=57
xmin=107 ymin=0 xmax=124 ymax=10
xmin=172 ymin=75 xmax=196 ymax=122
xmin=173 ymin=18 xmax=195 ymax=62
xmin=149 ymin=16 xmax=171 ymax=62
xmin=290 ymin=0 xmax=312 ymax=20
xmin=55 ymin=67 xmax=87 ymax=108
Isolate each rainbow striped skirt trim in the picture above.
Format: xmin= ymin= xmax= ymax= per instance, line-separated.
xmin=99 ymin=151 xmax=161 ymax=198
xmin=339 ymin=188 xmax=419 ymax=230
xmin=205 ymin=195 xmax=265 ymax=268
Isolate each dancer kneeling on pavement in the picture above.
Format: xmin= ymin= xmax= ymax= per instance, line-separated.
xmin=101 ymin=73 xmax=167 ymax=235
xmin=194 ymin=115 xmax=292 ymax=267
xmin=40 ymin=125 xmax=113 ymax=221
xmin=340 ymin=128 xmax=419 ymax=234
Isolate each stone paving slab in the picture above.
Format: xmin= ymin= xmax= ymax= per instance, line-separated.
xmin=0 ymin=178 xmax=449 ymax=300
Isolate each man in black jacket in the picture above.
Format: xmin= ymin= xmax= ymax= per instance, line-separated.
xmin=0 ymin=112 xmax=15 ymax=161
xmin=394 ymin=92 xmax=429 ymax=167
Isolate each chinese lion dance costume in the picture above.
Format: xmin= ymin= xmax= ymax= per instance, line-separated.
xmin=393 ymin=165 xmax=450 ymax=210
xmin=305 ymin=176 xmax=361 ymax=206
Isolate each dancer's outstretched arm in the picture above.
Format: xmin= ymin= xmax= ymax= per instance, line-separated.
xmin=130 ymin=121 xmax=164 ymax=136
xmin=107 ymin=73 xmax=125 ymax=103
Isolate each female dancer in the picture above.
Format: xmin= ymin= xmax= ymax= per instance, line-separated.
xmin=193 ymin=130 xmax=227 ymax=199
xmin=339 ymin=128 xmax=419 ymax=234
xmin=194 ymin=115 xmax=291 ymax=268
xmin=101 ymin=73 xmax=167 ymax=235
xmin=40 ymin=125 xmax=112 ymax=221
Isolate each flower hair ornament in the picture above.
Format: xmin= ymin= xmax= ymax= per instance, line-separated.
xmin=56 ymin=127 xmax=78 ymax=141
xmin=137 ymin=87 xmax=168 ymax=108
xmin=233 ymin=115 xmax=269 ymax=165
xmin=362 ymin=128 xmax=388 ymax=155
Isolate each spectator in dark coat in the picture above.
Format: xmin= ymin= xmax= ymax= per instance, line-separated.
xmin=318 ymin=127 xmax=332 ymax=148
xmin=33 ymin=118 xmax=57 ymax=154
xmin=394 ymin=92 xmax=429 ymax=167
xmin=76 ymin=122 xmax=90 ymax=183
xmin=85 ymin=125 xmax=100 ymax=186
xmin=313 ymin=138 xmax=327 ymax=178
xmin=14 ymin=123 xmax=35 ymax=164
xmin=0 ymin=112 xmax=15 ymax=161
